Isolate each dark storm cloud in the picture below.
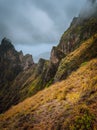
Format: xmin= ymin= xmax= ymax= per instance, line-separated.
xmin=0 ymin=0 xmax=86 ymax=45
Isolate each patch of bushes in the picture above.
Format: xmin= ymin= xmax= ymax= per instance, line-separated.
xmin=70 ymin=107 xmax=95 ymax=130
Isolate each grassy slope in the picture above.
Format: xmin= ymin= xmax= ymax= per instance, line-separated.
xmin=54 ymin=34 xmax=97 ymax=81
xmin=0 ymin=37 xmax=97 ymax=130
xmin=0 ymin=59 xmax=49 ymax=113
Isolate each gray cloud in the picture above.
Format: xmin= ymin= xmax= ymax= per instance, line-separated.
xmin=0 ymin=0 xmax=88 ymax=62
xmin=0 ymin=0 xmax=86 ymax=45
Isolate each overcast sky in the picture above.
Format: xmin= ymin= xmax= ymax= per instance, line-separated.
xmin=0 ymin=0 xmax=88 ymax=62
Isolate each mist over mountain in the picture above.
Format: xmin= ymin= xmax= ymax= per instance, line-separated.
xmin=80 ymin=0 xmax=97 ymax=18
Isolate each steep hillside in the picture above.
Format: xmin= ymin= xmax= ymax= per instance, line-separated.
xmin=0 ymin=57 xmax=97 ymax=130
xmin=0 ymin=38 xmax=34 ymax=113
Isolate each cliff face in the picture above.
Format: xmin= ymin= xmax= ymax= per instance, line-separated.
xmin=0 ymin=38 xmax=34 ymax=84
xmin=0 ymin=38 xmax=34 ymax=72
xmin=19 ymin=51 xmax=34 ymax=70
xmin=0 ymin=38 xmax=34 ymax=113
xmin=53 ymin=9 xmax=97 ymax=81
xmin=58 ymin=13 xmax=97 ymax=54
xmin=0 ymin=38 xmax=22 ymax=82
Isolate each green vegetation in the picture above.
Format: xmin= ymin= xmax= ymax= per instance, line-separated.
xmin=80 ymin=62 xmax=88 ymax=67
xmin=70 ymin=107 xmax=95 ymax=130
xmin=0 ymin=58 xmax=97 ymax=130
xmin=45 ymin=78 xmax=54 ymax=88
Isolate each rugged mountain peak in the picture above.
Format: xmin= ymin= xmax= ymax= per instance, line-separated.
xmin=0 ymin=37 xmax=34 ymax=84
xmin=18 ymin=50 xmax=34 ymax=70
xmin=0 ymin=37 xmax=35 ymax=113
xmin=0 ymin=37 xmax=34 ymax=70
xmin=0 ymin=37 xmax=15 ymax=51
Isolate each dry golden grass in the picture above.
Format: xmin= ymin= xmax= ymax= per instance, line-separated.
xmin=0 ymin=57 xmax=97 ymax=130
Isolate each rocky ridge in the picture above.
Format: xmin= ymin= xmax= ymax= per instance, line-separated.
xmin=0 ymin=38 xmax=34 ymax=113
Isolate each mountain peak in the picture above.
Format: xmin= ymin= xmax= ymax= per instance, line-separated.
xmin=0 ymin=37 xmax=15 ymax=51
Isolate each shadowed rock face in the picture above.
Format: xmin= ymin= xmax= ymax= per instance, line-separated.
xmin=58 ymin=17 xmax=97 ymax=54
xmin=0 ymin=38 xmax=21 ymax=83
xmin=0 ymin=37 xmax=34 ymax=71
xmin=0 ymin=37 xmax=34 ymax=113
xmin=43 ymin=46 xmax=65 ymax=84
xmin=21 ymin=54 xmax=34 ymax=70
xmin=50 ymin=46 xmax=65 ymax=64
xmin=35 ymin=58 xmax=46 ymax=76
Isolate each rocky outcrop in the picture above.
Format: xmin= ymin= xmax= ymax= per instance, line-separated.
xmin=50 ymin=46 xmax=65 ymax=64
xmin=19 ymin=51 xmax=34 ymax=70
xmin=58 ymin=12 xmax=97 ymax=55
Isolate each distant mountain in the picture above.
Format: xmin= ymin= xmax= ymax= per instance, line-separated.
xmin=0 ymin=4 xmax=97 ymax=130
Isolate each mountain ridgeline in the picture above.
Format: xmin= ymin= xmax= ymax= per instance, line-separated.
xmin=0 ymin=37 xmax=34 ymax=113
xmin=0 ymin=5 xmax=97 ymax=130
